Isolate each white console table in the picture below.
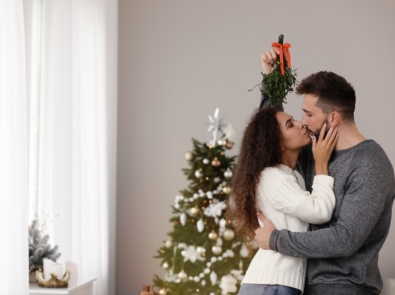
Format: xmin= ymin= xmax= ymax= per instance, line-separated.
xmin=29 ymin=278 xmax=96 ymax=295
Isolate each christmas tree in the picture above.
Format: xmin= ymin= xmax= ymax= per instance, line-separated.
xmin=153 ymin=109 xmax=254 ymax=295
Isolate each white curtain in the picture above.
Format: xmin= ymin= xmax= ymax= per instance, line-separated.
xmin=30 ymin=0 xmax=117 ymax=294
xmin=0 ymin=0 xmax=29 ymax=294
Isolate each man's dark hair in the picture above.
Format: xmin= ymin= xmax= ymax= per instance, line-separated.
xmin=296 ymin=71 xmax=356 ymax=123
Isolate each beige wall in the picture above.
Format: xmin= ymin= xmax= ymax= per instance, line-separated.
xmin=117 ymin=1 xmax=395 ymax=294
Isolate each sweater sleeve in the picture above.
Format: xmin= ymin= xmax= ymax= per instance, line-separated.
xmin=269 ymin=161 xmax=393 ymax=258
xmin=267 ymin=174 xmax=335 ymax=224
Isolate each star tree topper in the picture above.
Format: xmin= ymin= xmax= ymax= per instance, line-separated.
xmin=207 ymin=108 xmax=225 ymax=146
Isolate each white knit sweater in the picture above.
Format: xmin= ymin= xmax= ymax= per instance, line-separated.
xmin=241 ymin=164 xmax=335 ymax=292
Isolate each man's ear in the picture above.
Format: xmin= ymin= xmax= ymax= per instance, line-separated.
xmin=329 ymin=111 xmax=340 ymax=127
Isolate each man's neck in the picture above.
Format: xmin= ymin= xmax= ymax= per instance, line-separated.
xmin=335 ymin=123 xmax=367 ymax=151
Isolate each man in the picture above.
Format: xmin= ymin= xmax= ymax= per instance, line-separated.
xmin=255 ymin=47 xmax=395 ymax=295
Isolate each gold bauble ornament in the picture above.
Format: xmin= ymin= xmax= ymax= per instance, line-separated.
xmin=190 ymin=206 xmax=199 ymax=216
xmin=185 ymin=151 xmax=193 ymax=161
xmin=211 ymin=157 xmax=221 ymax=167
xmin=225 ymin=141 xmax=234 ymax=149
xmin=159 ymin=288 xmax=167 ymax=295
xmin=222 ymin=228 xmax=235 ymax=241
xmin=222 ymin=186 xmax=232 ymax=194
xmin=165 ymin=239 xmax=173 ymax=248
xmin=208 ymin=230 xmax=218 ymax=240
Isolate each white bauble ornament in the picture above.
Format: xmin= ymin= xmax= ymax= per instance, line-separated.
xmin=194 ymin=276 xmax=200 ymax=282
xmin=197 ymin=246 xmax=206 ymax=254
xmin=185 ymin=151 xmax=193 ymax=161
xmin=197 ymin=219 xmax=204 ymax=233
xmin=162 ymin=262 xmax=169 ymax=269
xmin=180 ymin=213 xmax=187 ymax=226
xmin=240 ymin=244 xmax=249 ymax=258
xmin=224 ymin=169 xmax=233 ymax=178
xmin=188 ymin=276 xmax=193 ymax=281
xmin=190 ymin=207 xmax=199 ymax=216
xmin=203 ymin=158 xmax=210 ymax=164
xmin=208 ymin=230 xmax=218 ymax=240
xmin=181 ymin=250 xmax=186 ymax=256
xmin=218 ymin=257 xmax=223 ymax=261
xmin=211 ymin=257 xmax=217 ymax=262
xmin=210 ymin=271 xmax=218 ymax=284
xmin=223 ymin=228 xmax=235 ymax=241
xmin=199 ymin=273 xmax=205 ymax=278
xmin=212 ymin=245 xmax=222 ymax=255
xmin=178 ymin=270 xmax=187 ymax=280
xmin=204 ymin=268 xmax=210 ymax=274
xmin=206 ymin=191 xmax=213 ymax=199
xmin=159 ymin=288 xmax=167 ymax=295
xmin=206 ymin=262 xmax=212 ymax=267
xmin=165 ymin=239 xmax=173 ymax=248
xmin=219 ymin=218 xmax=227 ymax=228
xmin=201 ymin=280 xmax=206 ymax=286
xmin=195 ymin=170 xmax=203 ymax=178
xmin=214 ymin=177 xmax=221 ymax=183
xmin=174 ymin=203 xmax=180 ymax=209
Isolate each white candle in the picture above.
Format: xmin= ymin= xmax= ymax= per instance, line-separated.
xmin=52 ymin=264 xmax=63 ymax=279
xmin=43 ymin=258 xmax=63 ymax=280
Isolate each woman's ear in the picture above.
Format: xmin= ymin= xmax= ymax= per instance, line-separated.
xmin=329 ymin=111 xmax=340 ymax=127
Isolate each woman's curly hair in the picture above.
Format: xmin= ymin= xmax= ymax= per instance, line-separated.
xmin=226 ymin=107 xmax=282 ymax=252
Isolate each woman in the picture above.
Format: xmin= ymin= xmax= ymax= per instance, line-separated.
xmin=227 ymin=107 xmax=338 ymax=295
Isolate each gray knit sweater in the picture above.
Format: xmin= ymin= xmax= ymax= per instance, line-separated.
xmin=269 ymin=140 xmax=395 ymax=294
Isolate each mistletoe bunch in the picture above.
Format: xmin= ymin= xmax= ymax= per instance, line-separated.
xmin=251 ymin=34 xmax=298 ymax=105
